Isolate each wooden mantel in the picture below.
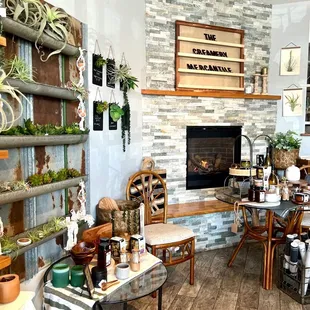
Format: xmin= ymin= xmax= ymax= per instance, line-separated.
xmin=141 ymin=89 xmax=281 ymax=100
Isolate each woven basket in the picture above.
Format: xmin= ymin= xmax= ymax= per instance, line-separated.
xmin=97 ymin=199 xmax=140 ymax=236
xmin=273 ymin=149 xmax=299 ymax=169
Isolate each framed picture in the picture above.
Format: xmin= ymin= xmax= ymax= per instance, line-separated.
xmin=282 ymin=88 xmax=303 ymax=116
xmin=280 ymin=47 xmax=301 ymax=76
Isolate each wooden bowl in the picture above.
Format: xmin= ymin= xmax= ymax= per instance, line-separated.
xmin=70 ymin=252 xmax=95 ymax=265
xmin=71 ymin=241 xmax=96 ymax=255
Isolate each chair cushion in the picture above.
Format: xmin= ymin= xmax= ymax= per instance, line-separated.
xmin=144 ymin=223 xmax=195 ymax=245
xmin=302 ymin=211 xmax=310 ymax=227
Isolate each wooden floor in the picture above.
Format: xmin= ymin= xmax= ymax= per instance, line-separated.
xmin=105 ymin=242 xmax=310 ymax=310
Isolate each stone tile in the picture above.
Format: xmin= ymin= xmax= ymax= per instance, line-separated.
xmin=177 ymin=275 xmax=202 ymax=298
xmin=258 ymin=286 xmax=280 ymax=310
xmin=279 ymin=291 xmax=302 ymax=310
xmin=168 ymin=295 xmax=195 ymax=310
xmin=237 ymin=273 xmax=261 ymax=309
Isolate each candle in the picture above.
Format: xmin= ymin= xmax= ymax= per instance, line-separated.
xmin=52 ymin=264 xmax=69 ymax=288
xmin=70 ymin=265 xmax=85 ymax=287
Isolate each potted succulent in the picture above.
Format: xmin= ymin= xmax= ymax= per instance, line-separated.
xmin=270 ymin=130 xmax=301 ymax=169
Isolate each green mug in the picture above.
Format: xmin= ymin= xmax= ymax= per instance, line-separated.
xmin=52 ymin=264 xmax=70 ymax=288
xmin=70 ymin=265 xmax=85 ymax=287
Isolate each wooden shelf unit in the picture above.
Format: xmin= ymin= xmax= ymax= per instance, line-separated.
xmin=141 ymin=89 xmax=281 ymax=100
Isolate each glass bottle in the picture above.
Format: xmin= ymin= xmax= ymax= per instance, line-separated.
xmin=130 ymin=247 xmax=140 ymax=272
xmin=264 ymin=147 xmax=272 ymax=168
xmin=98 ymin=238 xmax=111 ymax=268
xmin=255 ymin=186 xmax=265 ymax=203
xmin=268 ymin=165 xmax=278 ymax=194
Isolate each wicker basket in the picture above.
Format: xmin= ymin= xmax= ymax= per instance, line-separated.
xmin=96 ymin=199 xmax=141 ymax=236
xmin=273 ymin=149 xmax=299 ymax=169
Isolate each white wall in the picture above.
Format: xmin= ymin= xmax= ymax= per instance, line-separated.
xmin=22 ymin=1 xmax=146 ymax=308
xmin=48 ymin=0 xmax=145 ymax=217
xmin=269 ymin=1 xmax=310 ymax=156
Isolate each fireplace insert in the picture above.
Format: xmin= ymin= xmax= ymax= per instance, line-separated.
xmin=186 ymin=126 xmax=242 ymax=190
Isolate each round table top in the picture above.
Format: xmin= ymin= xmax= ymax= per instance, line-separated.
xmin=95 ymin=262 xmax=167 ymax=305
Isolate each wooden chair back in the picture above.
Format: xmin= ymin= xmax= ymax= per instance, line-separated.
xmin=299 ymin=165 xmax=310 ymax=183
xmin=126 ymin=170 xmax=168 ymax=225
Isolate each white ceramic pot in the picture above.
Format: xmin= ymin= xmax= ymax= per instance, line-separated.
xmin=286 ymin=165 xmax=300 ymax=182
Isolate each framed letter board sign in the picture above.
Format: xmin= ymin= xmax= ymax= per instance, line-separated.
xmin=175 ymin=21 xmax=245 ymax=92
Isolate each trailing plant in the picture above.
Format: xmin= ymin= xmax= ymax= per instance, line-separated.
xmin=66 ymin=80 xmax=89 ymax=101
xmin=110 ymin=102 xmax=124 ymax=122
xmin=285 ymin=93 xmax=300 ymax=112
xmin=0 ymin=119 xmax=89 ymax=135
xmin=27 ymin=168 xmax=81 ymax=187
xmin=121 ymin=92 xmax=131 ymax=152
xmin=95 ymin=55 xmax=107 ymax=68
xmin=270 ymin=130 xmax=302 ymax=151
xmin=96 ymin=101 xmax=108 ymax=114
xmin=5 ymin=55 xmax=35 ymax=82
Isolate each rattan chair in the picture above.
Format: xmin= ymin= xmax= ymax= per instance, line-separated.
xmin=126 ymin=170 xmax=195 ymax=285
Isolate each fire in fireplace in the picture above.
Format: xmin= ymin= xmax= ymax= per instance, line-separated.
xmin=186 ymin=126 xmax=242 ymax=190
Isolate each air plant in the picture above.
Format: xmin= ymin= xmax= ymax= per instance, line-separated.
xmin=6 ymin=0 xmax=44 ymax=29
xmin=0 ymin=235 xmax=19 ymax=255
xmin=66 ymin=80 xmax=89 ymax=101
xmin=95 ymin=55 xmax=107 ymax=68
xmin=108 ymin=64 xmax=138 ymax=91
xmin=0 ymin=180 xmax=28 ymax=193
xmin=35 ymin=4 xmax=70 ymax=62
xmin=0 ymin=69 xmax=31 ymax=133
xmin=285 ymin=50 xmax=297 ymax=72
xmin=285 ymin=93 xmax=300 ymax=112
xmin=5 ymin=56 xmax=35 ymax=83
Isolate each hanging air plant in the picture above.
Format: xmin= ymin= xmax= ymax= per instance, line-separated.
xmin=5 ymin=55 xmax=35 ymax=82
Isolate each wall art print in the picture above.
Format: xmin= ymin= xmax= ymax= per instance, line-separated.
xmin=280 ymin=47 xmax=301 ymax=76
xmin=282 ymin=88 xmax=303 ymax=117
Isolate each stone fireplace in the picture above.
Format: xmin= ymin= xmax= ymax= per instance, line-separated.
xmin=186 ymin=126 xmax=242 ymax=190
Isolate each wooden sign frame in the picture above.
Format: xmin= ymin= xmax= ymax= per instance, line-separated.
xmin=175 ymin=20 xmax=245 ymax=92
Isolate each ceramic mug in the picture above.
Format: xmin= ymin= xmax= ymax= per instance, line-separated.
xmin=294 ymin=192 xmax=309 ymax=203
xmin=115 ymin=263 xmax=130 ymax=280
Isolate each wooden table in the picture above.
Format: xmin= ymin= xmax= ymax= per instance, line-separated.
xmin=227 ymin=200 xmax=302 ymax=290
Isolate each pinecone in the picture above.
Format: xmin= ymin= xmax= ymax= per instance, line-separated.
xmin=67 ymin=168 xmax=81 ymax=178
xmin=28 ymin=174 xmax=44 ymax=187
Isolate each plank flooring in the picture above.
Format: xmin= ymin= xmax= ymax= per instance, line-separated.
xmin=103 ymin=243 xmax=307 ymax=310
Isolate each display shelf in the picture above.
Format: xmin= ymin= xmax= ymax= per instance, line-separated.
xmin=141 ymin=89 xmax=281 ymax=100
xmin=5 ymin=78 xmax=78 ymax=101
xmin=0 ymin=176 xmax=87 ymax=205
xmin=0 ymin=150 xmax=8 ymax=159
xmin=0 ymin=134 xmax=88 ymax=149
xmin=8 ymin=226 xmax=67 ymax=258
xmin=2 ymin=17 xmax=79 ymax=56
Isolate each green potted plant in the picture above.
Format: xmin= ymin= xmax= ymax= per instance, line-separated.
xmin=270 ymin=130 xmax=302 ymax=169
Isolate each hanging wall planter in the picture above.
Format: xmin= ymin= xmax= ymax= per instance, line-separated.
xmin=4 ymin=78 xmax=78 ymax=101
xmin=0 ymin=134 xmax=88 ymax=149
xmin=2 ymin=18 xmax=79 ymax=57
xmin=0 ymin=176 xmax=87 ymax=205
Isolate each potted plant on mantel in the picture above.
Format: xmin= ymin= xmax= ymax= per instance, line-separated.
xmin=270 ymin=130 xmax=302 ymax=169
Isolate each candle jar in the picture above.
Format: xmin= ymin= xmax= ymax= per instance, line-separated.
xmin=70 ymin=265 xmax=85 ymax=287
xmin=52 ymin=264 xmax=70 ymax=288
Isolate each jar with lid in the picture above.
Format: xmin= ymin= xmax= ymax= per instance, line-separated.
xmin=255 ymin=186 xmax=265 ymax=203
xmin=130 ymin=248 xmax=140 ymax=272
xmin=98 ymin=238 xmax=111 ymax=268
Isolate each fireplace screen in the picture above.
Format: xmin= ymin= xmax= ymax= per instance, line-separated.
xmin=186 ymin=126 xmax=242 ymax=190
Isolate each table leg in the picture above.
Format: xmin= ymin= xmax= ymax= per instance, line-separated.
xmin=123 ymin=302 xmax=127 ymax=310
xmin=158 ymin=286 xmax=163 ymax=310
xmin=264 ymin=210 xmax=274 ymax=290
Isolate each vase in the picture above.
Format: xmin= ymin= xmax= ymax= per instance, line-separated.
xmin=0 ymin=274 xmax=20 ymax=304
xmin=273 ymin=149 xmax=299 ymax=169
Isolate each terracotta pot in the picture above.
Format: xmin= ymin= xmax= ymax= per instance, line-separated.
xmin=273 ymin=149 xmax=299 ymax=169
xmin=0 ymin=274 xmax=20 ymax=304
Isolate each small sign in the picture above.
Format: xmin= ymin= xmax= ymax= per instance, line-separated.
xmin=93 ymin=101 xmax=103 ymax=131
xmin=106 ymin=58 xmax=115 ymax=88
xmin=109 ymin=104 xmax=117 ymax=130
xmin=92 ymin=54 xmax=103 ymax=86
